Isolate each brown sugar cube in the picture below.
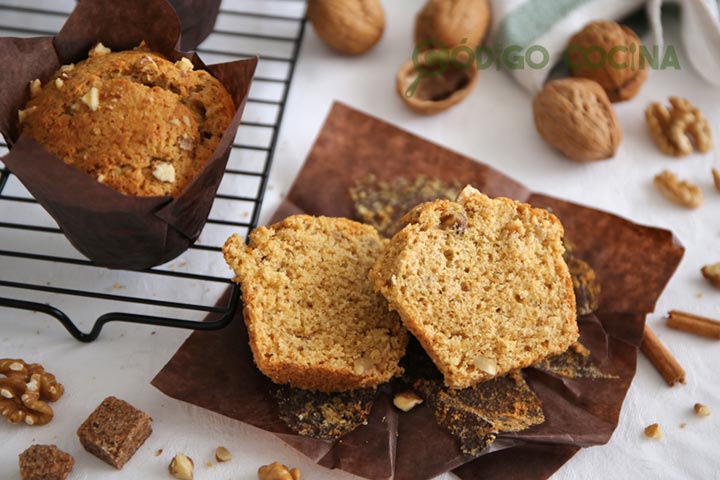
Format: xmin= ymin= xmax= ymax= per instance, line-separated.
xmin=76 ymin=396 xmax=152 ymax=469
xmin=18 ymin=445 xmax=74 ymax=480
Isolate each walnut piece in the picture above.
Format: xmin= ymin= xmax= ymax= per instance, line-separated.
xmin=55 ymin=78 xmax=65 ymax=89
xmin=694 ymin=403 xmax=711 ymax=417
xmin=81 ymin=87 xmax=100 ymax=112
xmin=258 ymin=462 xmax=300 ymax=480
xmin=0 ymin=359 xmax=64 ymax=426
xmin=439 ymin=209 xmax=468 ymax=234
xmin=712 ymin=168 xmax=720 ymax=193
xmin=175 ymin=57 xmax=194 ymax=72
xmin=89 ymin=42 xmax=112 ymax=57
xmin=29 ymin=78 xmax=42 ymax=98
xmin=701 ymin=263 xmax=720 ymax=288
xmin=168 ymin=454 xmax=194 ymax=480
xmin=644 ymin=423 xmax=662 ymax=439
xmin=17 ymin=106 xmax=38 ymax=124
xmin=152 ymin=162 xmax=176 ymax=184
xmin=653 ymin=170 xmax=703 ymax=209
xmin=473 ymin=355 xmax=498 ymax=375
xmin=393 ymin=391 xmax=423 ymax=412
xmin=214 ymin=446 xmax=232 ymax=463
xmin=646 ymin=97 xmax=712 ymax=157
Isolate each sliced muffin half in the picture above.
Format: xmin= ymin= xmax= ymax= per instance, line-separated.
xmin=223 ymin=215 xmax=408 ymax=392
xmin=370 ymin=186 xmax=578 ymax=389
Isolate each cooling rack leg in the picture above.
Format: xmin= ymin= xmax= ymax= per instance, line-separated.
xmin=0 ymin=285 xmax=241 ymax=342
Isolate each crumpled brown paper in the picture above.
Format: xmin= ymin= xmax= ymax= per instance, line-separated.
xmin=152 ymin=103 xmax=684 ymax=480
xmin=0 ymin=0 xmax=257 ymax=270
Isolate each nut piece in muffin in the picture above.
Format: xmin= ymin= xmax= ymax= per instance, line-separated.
xmin=223 ymin=215 xmax=408 ymax=392
xmin=370 ymin=186 xmax=578 ymax=389
xmin=19 ymin=43 xmax=235 ymax=197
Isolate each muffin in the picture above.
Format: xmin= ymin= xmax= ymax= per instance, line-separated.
xmin=370 ymin=186 xmax=578 ymax=389
xmin=223 ymin=215 xmax=408 ymax=392
xmin=19 ymin=42 xmax=235 ymax=197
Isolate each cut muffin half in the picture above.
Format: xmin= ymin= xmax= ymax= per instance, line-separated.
xmin=370 ymin=186 xmax=577 ymax=389
xmin=223 ymin=215 xmax=408 ymax=392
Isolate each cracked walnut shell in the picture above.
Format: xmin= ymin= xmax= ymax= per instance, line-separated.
xmin=646 ymin=97 xmax=712 ymax=157
xmin=533 ymin=78 xmax=622 ymax=162
xmin=566 ymin=20 xmax=647 ymax=102
xmin=307 ymin=0 xmax=384 ymax=55
xmin=0 ymin=359 xmax=64 ymax=426
xmin=397 ymin=49 xmax=478 ymax=115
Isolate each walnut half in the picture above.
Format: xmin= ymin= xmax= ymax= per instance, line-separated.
xmin=0 ymin=359 xmax=64 ymax=426
xmin=653 ymin=170 xmax=703 ymax=209
xmin=646 ymin=97 xmax=712 ymax=157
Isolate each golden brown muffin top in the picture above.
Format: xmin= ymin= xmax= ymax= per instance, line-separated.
xmin=19 ymin=43 xmax=235 ymax=197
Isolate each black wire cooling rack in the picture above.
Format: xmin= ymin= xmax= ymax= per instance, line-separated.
xmin=0 ymin=0 xmax=307 ymax=342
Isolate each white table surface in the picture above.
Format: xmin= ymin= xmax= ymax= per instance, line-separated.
xmin=1 ymin=1 xmax=719 ymax=479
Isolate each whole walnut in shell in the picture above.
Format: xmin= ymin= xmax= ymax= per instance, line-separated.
xmin=533 ymin=78 xmax=622 ymax=162
xmin=566 ymin=20 xmax=647 ymax=102
xmin=415 ymin=0 xmax=491 ymax=48
xmin=307 ymin=0 xmax=385 ymax=55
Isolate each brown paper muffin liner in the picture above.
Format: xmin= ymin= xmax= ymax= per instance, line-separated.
xmin=167 ymin=0 xmax=222 ymax=51
xmin=0 ymin=0 xmax=257 ymax=270
xmin=152 ymin=103 xmax=684 ymax=480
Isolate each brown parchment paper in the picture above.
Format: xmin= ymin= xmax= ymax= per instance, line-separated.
xmin=167 ymin=0 xmax=222 ymax=51
xmin=152 ymin=102 xmax=684 ymax=480
xmin=0 ymin=0 xmax=257 ymax=270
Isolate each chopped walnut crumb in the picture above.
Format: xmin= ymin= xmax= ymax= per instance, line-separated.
xmin=55 ymin=78 xmax=64 ymax=89
xmin=178 ymin=134 xmax=194 ymax=151
xmin=694 ymin=403 xmax=711 ymax=417
xmin=258 ymin=462 xmax=300 ymax=480
xmin=175 ymin=57 xmax=194 ymax=72
xmin=653 ymin=170 xmax=703 ymax=209
xmin=712 ymin=168 xmax=720 ymax=193
xmin=169 ymin=118 xmax=182 ymax=127
xmin=29 ymin=79 xmax=41 ymax=98
xmin=168 ymin=454 xmax=193 ymax=480
xmin=644 ymin=423 xmax=662 ymax=439
xmin=473 ymin=355 xmax=497 ymax=375
xmin=701 ymin=263 xmax=720 ymax=288
xmin=89 ymin=42 xmax=112 ymax=57
xmin=215 ymin=446 xmax=232 ymax=463
xmin=182 ymin=115 xmax=191 ymax=127
xmin=393 ymin=392 xmax=423 ymax=412
xmin=81 ymin=87 xmax=100 ymax=112
xmin=152 ymin=162 xmax=176 ymax=184
xmin=18 ymin=106 xmax=38 ymax=124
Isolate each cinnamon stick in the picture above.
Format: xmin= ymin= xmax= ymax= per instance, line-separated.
xmin=641 ymin=326 xmax=686 ymax=386
xmin=667 ymin=310 xmax=720 ymax=340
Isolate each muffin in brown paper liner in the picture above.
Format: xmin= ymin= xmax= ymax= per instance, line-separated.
xmin=0 ymin=0 xmax=257 ymax=270
xmin=167 ymin=0 xmax=222 ymax=51
xmin=152 ymin=103 xmax=684 ymax=480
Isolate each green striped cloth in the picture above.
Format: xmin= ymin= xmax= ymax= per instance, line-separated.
xmin=489 ymin=0 xmax=720 ymax=92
